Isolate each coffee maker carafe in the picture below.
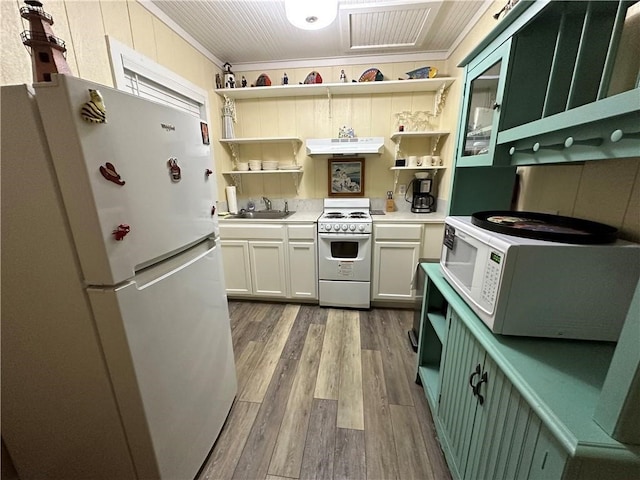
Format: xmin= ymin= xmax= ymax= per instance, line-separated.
xmin=410 ymin=176 xmax=436 ymax=213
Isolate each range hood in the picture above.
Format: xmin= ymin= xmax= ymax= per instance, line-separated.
xmin=306 ymin=137 xmax=384 ymax=155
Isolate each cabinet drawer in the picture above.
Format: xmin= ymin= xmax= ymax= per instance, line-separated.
xmin=287 ymin=224 xmax=316 ymax=240
xmin=374 ymin=224 xmax=423 ymax=241
xmin=220 ymin=224 xmax=285 ymax=240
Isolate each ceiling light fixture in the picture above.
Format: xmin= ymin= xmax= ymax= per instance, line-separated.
xmin=284 ymin=0 xmax=338 ymax=30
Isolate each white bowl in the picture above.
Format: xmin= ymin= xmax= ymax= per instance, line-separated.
xmin=262 ymin=161 xmax=279 ymax=170
xmin=414 ymin=172 xmax=430 ymax=179
xmin=236 ymin=162 xmax=249 ymax=171
xmin=248 ymin=160 xmax=262 ymax=171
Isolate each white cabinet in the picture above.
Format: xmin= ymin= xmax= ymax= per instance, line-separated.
xmin=372 ymin=224 xmax=423 ymax=301
xmin=219 ymin=222 xmax=317 ymax=300
xmin=249 ymin=241 xmax=287 ymax=297
xmin=421 ymin=223 xmax=445 ymax=260
xmin=220 ymin=240 xmax=252 ymax=295
xmin=220 ymin=224 xmax=287 ymax=298
xmin=287 ymin=224 xmax=317 ymax=300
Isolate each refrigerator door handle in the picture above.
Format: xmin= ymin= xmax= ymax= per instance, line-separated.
xmin=133 ymin=238 xmax=217 ymax=291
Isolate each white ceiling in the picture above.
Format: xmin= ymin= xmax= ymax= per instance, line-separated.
xmin=143 ymin=0 xmax=493 ymax=71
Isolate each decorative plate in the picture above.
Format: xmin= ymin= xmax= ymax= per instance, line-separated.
xmin=359 ymin=68 xmax=383 ymax=82
xmin=303 ymin=71 xmax=323 ymax=84
xmin=255 ymin=73 xmax=271 ymax=86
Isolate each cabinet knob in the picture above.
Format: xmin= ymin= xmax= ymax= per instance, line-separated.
xmin=492 ymin=102 xmax=500 ymax=110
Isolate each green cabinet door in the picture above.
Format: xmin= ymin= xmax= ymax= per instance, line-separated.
xmin=438 ymin=309 xmax=569 ymax=480
xmin=437 ymin=308 xmax=485 ymax=479
xmin=456 ymin=40 xmax=512 ymax=168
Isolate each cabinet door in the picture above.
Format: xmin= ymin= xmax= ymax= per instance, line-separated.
xmin=220 ymin=240 xmax=252 ymax=295
xmin=437 ymin=309 xmax=486 ymax=480
xmin=372 ymin=240 xmax=421 ymax=300
xmin=465 ymin=353 xmax=568 ymax=480
xmin=288 ymin=241 xmax=317 ymax=299
xmin=421 ymin=223 xmax=445 ymax=260
xmin=249 ymin=241 xmax=287 ymax=298
xmin=457 ymin=39 xmax=512 ymax=167
xmin=440 ymin=311 xmax=569 ymax=480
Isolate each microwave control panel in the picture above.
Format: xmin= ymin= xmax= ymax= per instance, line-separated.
xmin=481 ymin=250 xmax=503 ymax=307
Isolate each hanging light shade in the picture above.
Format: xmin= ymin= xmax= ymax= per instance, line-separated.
xmin=284 ymin=0 xmax=338 ymax=30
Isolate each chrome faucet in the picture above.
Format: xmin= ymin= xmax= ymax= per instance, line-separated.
xmin=262 ymin=196 xmax=272 ymax=211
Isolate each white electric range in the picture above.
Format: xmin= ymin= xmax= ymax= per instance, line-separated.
xmin=317 ymin=198 xmax=372 ymax=309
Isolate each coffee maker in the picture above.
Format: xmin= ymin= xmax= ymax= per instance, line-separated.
xmin=410 ymin=176 xmax=436 ymax=213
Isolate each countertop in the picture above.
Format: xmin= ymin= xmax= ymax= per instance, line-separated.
xmin=371 ymin=211 xmax=446 ymax=223
xmin=219 ymin=210 xmax=446 ymax=224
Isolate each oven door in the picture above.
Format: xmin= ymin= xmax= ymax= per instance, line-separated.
xmin=318 ymin=232 xmax=371 ymax=282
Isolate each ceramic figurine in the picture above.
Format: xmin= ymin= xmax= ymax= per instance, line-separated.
xmin=339 ymin=69 xmax=347 ymax=83
xmin=223 ymin=62 xmax=235 ymax=88
xmin=283 ymin=73 xmax=288 ymax=85
xmin=20 ymin=0 xmax=73 ymax=83
xmin=241 ymin=76 xmax=247 ymax=87
xmin=221 ymin=95 xmax=236 ymax=139
xmin=338 ymin=125 xmax=355 ymax=138
xmin=215 ymin=73 xmax=222 ymax=89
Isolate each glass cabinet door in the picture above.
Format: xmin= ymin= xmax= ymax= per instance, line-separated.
xmin=457 ymin=40 xmax=512 ymax=167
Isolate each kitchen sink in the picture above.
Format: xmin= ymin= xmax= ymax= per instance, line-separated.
xmin=227 ymin=210 xmax=295 ymax=220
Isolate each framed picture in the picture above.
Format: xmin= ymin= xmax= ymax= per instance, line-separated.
xmin=200 ymin=121 xmax=210 ymax=145
xmin=328 ymin=158 xmax=365 ymax=197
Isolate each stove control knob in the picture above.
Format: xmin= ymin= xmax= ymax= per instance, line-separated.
xmin=342 ymin=224 xmax=348 ymax=231
xmin=324 ymin=224 xmax=331 ymax=231
xmin=358 ymin=224 xmax=365 ymax=232
xmin=349 ymin=224 xmax=356 ymax=231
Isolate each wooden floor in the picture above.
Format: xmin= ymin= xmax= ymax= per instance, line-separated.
xmin=198 ymin=301 xmax=452 ymax=480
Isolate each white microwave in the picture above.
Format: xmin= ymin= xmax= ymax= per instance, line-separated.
xmin=440 ymin=216 xmax=640 ymax=341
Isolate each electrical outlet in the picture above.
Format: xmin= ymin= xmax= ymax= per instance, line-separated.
xmin=398 ymin=184 xmax=407 ymax=195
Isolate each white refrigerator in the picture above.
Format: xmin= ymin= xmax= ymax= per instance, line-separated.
xmin=1 ymin=75 xmax=237 ymax=479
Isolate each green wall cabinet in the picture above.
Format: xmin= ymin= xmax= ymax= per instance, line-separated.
xmin=456 ymin=40 xmax=512 ymax=168
xmin=449 ymin=0 xmax=640 ymax=214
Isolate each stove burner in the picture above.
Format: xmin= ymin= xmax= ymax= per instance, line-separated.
xmin=324 ymin=212 xmax=346 ymax=219
xmin=350 ymin=211 xmax=368 ymax=219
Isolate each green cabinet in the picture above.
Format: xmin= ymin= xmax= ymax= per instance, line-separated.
xmin=456 ymin=40 xmax=512 ymax=168
xmin=417 ymin=264 xmax=640 ymax=480
xmin=449 ymin=0 xmax=640 ymax=214
xmin=437 ymin=308 xmax=568 ymax=480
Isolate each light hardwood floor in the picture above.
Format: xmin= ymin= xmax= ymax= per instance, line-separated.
xmin=199 ymin=301 xmax=452 ymax=480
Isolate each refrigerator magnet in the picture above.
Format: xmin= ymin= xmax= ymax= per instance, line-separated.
xmin=80 ymin=89 xmax=107 ymax=123
xmin=99 ymin=162 xmax=125 ymax=186
xmin=200 ymin=122 xmax=210 ymax=145
xmin=168 ymin=158 xmax=181 ymax=182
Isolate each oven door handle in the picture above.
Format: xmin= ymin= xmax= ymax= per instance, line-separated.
xmin=318 ymin=232 xmax=371 ymax=240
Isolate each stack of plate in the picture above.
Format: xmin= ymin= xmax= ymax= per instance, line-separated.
xmin=236 ymin=162 xmax=249 ymax=171
xmin=262 ymin=160 xmax=279 ymax=171
xmin=278 ymin=162 xmax=301 ymax=170
xmin=248 ymin=160 xmax=262 ymax=171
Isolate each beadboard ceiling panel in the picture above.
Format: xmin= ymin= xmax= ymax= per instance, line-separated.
xmin=146 ymin=0 xmax=491 ymax=68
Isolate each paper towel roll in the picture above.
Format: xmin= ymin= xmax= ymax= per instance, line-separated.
xmin=225 ymin=186 xmax=238 ymax=214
